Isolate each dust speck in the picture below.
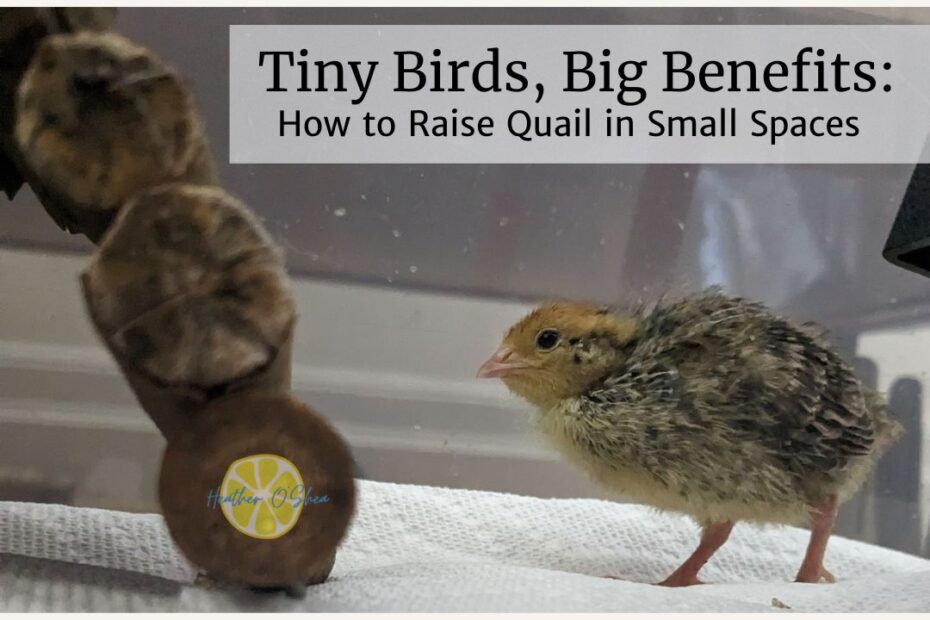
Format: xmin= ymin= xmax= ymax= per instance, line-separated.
xmin=771 ymin=598 xmax=790 ymax=609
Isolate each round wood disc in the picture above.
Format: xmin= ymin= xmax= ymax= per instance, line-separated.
xmin=159 ymin=391 xmax=355 ymax=587
xmin=82 ymin=184 xmax=295 ymax=394
xmin=15 ymin=32 xmax=214 ymax=217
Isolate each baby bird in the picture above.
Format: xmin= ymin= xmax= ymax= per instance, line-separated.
xmin=478 ymin=290 xmax=901 ymax=586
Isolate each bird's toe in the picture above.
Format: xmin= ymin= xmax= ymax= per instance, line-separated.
xmin=657 ymin=574 xmax=704 ymax=587
xmin=795 ymin=566 xmax=835 ymax=584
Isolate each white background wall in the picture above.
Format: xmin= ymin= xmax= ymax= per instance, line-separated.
xmin=859 ymin=328 xmax=930 ymax=547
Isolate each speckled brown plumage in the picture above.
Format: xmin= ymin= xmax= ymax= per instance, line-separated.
xmin=479 ymin=289 xmax=902 ymax=586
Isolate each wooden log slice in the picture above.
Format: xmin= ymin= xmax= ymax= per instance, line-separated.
xmin=14 ymin=31 xmax=215 ymax=240
xmin=81 ymin=183 xmax=295 ymax=437
xmin=0 ymin=8 xmax=116 ymax=201
xmin=159 ymin=392 xmax=356 ymax=587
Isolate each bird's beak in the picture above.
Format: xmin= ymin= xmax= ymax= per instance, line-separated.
xmin=477 ymin=346 xmax=529 ymax=379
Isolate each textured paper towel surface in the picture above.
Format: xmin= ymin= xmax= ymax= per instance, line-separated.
xmin=1 ymin=479 xmax=929 ymax=612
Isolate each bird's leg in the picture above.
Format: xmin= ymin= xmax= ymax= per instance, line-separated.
xmin=659 ymin=521 xmax=734 ymax=587
xmin=795 ymin=494 xmax=838 ymax=584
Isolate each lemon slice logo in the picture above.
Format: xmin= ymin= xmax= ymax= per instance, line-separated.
xmin=219 ymin=453 xmax=304 ymax=540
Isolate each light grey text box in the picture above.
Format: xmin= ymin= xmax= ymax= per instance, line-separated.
xmin=230 ymin=26 xmax=930 ymax=163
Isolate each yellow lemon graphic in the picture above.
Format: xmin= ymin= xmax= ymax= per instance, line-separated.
xmin=219 ymin=454 xmax=304 ymax=540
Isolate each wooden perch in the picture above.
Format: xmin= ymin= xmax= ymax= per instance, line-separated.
xmin=0 ymin=8 xmax=115 ymax=203
xmin=82 ymin=184 xmax=296 ymax=437
xmin=8 ymin=24 xmax=357 ymax=590
xmin=160 ymin=392 xmax=356 ymax=587
xmin=12 ymin=31 xmax=215 ymax=241
xmin=81 ymin=185 xmax=355 ymax=588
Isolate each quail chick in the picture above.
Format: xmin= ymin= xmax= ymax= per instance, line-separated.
xmin=478 ymin=289 xmax=901 ymax=586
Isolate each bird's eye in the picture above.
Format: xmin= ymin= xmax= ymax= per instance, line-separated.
xmin=535 ymin=329 xmax=560 ymax=351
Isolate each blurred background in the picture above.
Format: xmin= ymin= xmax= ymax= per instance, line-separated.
xmin=2 ymin=7 xmax=930 ymax=559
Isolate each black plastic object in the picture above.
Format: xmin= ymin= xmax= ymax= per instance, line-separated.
xmin=884 ymin=164 xmax=930 ymax=278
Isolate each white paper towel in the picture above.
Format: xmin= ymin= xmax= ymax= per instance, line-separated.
xmin=1 ymin=479 xmax=929 ymax=612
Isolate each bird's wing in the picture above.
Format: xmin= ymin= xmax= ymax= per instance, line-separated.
xmin=628 ymin=293 xmax=883 ymax=475
xmin=764 ymin=320 xmax=879 ymax=473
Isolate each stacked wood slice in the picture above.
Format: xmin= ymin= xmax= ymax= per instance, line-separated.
xmin=2 ymin=9 xmax=356 ymax=591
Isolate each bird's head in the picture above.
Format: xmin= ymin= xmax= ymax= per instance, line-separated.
xmin=478 ymin=303 xmax=638 ymax=409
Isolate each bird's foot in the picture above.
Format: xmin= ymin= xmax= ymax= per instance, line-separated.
xmin=657 ymin=573 xmax=704 ymax=587
xmin=794 ymin=566 xmax=835 ymax=584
